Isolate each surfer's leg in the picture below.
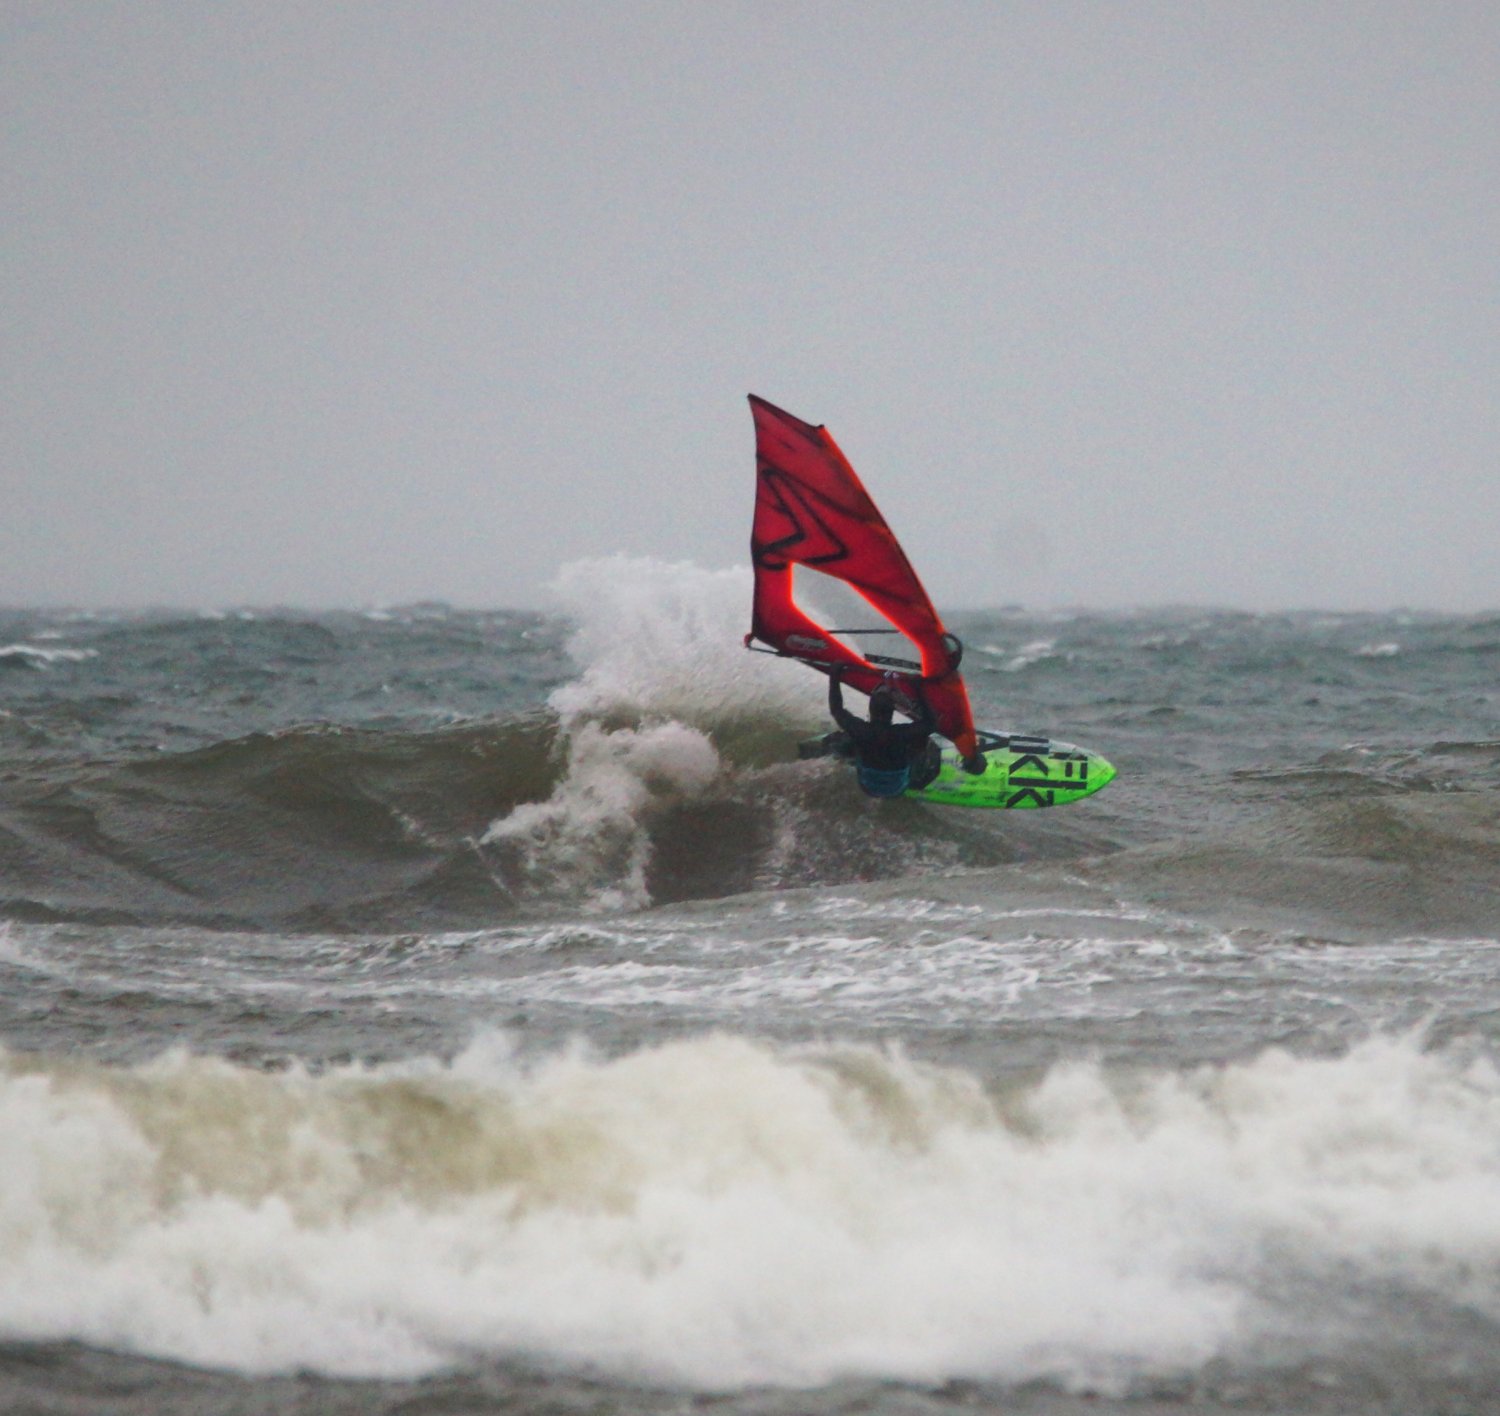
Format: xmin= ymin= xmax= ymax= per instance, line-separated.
xmin=798 ymin=732 xmax=855 ymax=761
xmin=909 ymin=739 xmax=942 ymax=790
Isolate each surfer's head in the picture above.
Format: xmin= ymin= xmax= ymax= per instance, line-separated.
xmin=868 ymin=685 xmax=896 ymax=727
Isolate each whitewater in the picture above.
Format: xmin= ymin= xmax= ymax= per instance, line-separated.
xmin=2 ymin=559 xmax=1500 ymax=1415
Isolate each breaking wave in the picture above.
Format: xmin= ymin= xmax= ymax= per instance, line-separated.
xmin=4 ymin=1031 xmax=1500 ymax=1390
xmin=0 ymin=562 xmax=1055 ymax=927
xmin=5 ymin=565 xmax=1497 ymax=930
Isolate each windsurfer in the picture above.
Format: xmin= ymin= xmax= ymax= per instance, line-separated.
xmin=827 ymin=668 xmax=942 ymax=798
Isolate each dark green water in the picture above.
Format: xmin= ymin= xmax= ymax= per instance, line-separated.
xmin=3 ymin=573 xmax=1500 ymax=1414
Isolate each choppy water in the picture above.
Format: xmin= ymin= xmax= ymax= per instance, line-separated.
xmin=3 ymin=559 xmax=1500 ymax=1415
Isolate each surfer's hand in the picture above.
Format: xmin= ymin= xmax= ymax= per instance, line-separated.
xmin=961 ymin=753 xmax=987 ymax=775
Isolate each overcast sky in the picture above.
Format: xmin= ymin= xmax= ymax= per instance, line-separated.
xmin=4 ymin=2 xmax=1497 ymax=612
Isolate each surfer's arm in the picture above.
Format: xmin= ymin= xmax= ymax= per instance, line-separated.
xmin=827 ymin=668 xmax=860 ymax=734
xmin=904 ymin=684 xmax=937 ymax=734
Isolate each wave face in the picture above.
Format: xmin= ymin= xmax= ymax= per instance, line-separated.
xmin=0 ymin=574 xmax=1106 ymax=929
xmin=3 ymin=587 xmax=1499 ymax=932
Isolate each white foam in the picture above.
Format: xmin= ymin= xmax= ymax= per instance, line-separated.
xmin=495 ymin=923 xmax=1212 ymax=1025
xmin=484 ymin=558 xmax=825 ymax=911
xmin=0 ymin=643 xmax=98 ymax=667
xmin=484 ymin=720 xmax=721 ymax=911
xmin=977 ymin=639 xmax=1061 ymax=673
xmin=4 ymin=1033 xmax=1500 ymax=1390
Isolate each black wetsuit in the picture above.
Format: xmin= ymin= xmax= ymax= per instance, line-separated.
xmin=828 ymin=674 xmax=937 ymax=795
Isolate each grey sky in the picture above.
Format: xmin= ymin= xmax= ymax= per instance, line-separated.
xmin=4 ymin=2 xmax=1497 ymax=611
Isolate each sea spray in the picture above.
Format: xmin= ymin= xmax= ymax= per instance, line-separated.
xmin=545 ymin=557 xmax=815 ymax=737
xmin=483 ymin=559 xmax=828 ymax=910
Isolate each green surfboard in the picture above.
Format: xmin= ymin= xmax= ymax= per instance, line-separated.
xmin=800 ymin=728 xmax=1116 ymax=810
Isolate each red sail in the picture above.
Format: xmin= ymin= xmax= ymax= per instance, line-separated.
xmin=746 ymin=394 xmax=979 ymax=760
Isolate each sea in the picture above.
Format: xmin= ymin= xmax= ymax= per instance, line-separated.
xmin=3 ymin=556 xmax=1500 ymax=1416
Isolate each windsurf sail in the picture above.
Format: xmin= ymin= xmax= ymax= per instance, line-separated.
xmin=745 ymin=394 xmax=980 ymax=761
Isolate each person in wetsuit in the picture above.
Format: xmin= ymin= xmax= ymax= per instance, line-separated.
xmin=827 ymin=667 xmax=939 ymax=798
